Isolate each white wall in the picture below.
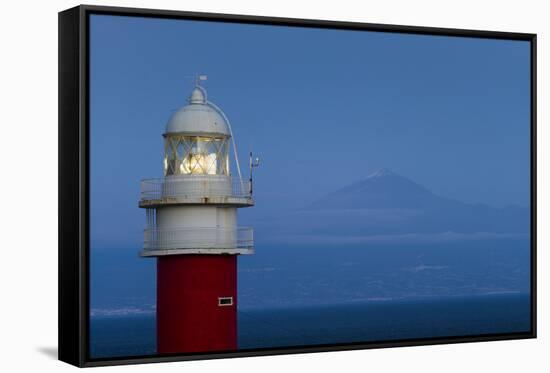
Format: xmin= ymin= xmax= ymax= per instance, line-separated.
xmin=0 ymin=0 xmax=547 ymax=372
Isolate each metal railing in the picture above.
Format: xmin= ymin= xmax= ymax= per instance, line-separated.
xmin=140 ymin=175 xmax=251 ymax=201
xmin=143 ymin=226 xmax=254 ymax=251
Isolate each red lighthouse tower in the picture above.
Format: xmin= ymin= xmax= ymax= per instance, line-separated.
xmin=139 ymin=78 xmax=255 ymax=354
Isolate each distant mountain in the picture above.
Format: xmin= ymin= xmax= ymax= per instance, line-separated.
xmin=307 ymin=168 xmax=459 ymax=211
xmin=255 ymin=169 xmax=529 ymax=243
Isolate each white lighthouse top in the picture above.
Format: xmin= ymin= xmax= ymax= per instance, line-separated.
xmin=165 ymin=86 xmax=230 ymax=137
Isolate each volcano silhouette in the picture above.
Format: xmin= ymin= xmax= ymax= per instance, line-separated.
xmin=307 ymin=168 xmax=459 ymax=211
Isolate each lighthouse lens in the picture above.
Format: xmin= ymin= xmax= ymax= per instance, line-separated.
xmin=164 ymin=135 xmax=229 ymax=176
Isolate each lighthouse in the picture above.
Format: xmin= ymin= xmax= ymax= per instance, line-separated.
xmin=139 ymin=78 xmax=255 ymax=354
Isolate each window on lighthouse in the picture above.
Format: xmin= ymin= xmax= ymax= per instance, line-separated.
xmin=164 ymin=135 xmax=229 ymax=176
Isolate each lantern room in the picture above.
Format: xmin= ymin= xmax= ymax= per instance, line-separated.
xmin=163 ymin=87 xmax=231 ymax=176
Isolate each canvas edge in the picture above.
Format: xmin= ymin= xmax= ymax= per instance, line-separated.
xmin=59 ymin=5 xmax=86 ymax=367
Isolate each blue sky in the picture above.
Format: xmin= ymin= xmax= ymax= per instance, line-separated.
xmin=89 ymin=14 xmax=530 ymax=251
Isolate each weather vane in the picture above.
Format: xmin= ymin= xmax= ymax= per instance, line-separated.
xmin=195 ymin=73 xmax=208 ymax=87
xmin=182 ymin=73 xmax=208 ymax=88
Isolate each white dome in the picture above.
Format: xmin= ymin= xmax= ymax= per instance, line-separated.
xmin=165 ymin=87 xmax=230 ymax=137
xmin=188 ymin=87 xmax=205 ymax=104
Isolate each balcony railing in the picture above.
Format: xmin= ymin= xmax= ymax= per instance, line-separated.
xmin=143 ymin=226 xmax=254 ymax=252
xmin=140 ymin=175 xmax=251 ymax=202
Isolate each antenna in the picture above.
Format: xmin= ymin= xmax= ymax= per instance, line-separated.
xmin=249 ymin=152 xmax=260 ymax=195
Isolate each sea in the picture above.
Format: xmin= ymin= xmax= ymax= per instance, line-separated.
xmin=89 ymin=293 xmax=531 ymax=359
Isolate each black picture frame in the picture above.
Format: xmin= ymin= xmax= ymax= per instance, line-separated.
xmin=58 ymin=4 xmax=537 ymax=367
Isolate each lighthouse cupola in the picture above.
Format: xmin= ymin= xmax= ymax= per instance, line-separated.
xmin=139 ymin=80 xmax=254 ymax=257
